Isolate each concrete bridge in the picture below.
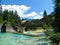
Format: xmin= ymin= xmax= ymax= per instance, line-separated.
xmin=0 ymin=24 xmax=26 ymax=33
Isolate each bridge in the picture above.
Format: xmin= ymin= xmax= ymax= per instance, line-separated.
xmin=0 ymin=24 xmax=26 ymax=33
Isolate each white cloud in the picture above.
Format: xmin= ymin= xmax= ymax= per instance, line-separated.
xmin=2 ymin=5 xmax=43 ymax=19
xmin=26 ymin=12 xmax=43 ymax=19
xmin=2 ymin=5 xmax=30 ymax=14
xmin=40 ymin=12 xmax=43 ymax=15
xmin=33 ymin=15 xmax=43 ymax=19
xmin=2 ymin=5 xmax=12 ymax=11
xmin=23 ymin=12 xmax=37 ymax=18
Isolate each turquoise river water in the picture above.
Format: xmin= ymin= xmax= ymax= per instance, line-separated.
xmin=0 ymin=33 xmax=51 ymax=45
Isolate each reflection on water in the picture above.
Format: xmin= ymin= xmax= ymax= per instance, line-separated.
xmin=0 ymin=33 xmax=51 ymax=45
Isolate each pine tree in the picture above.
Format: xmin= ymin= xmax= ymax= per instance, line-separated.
xmin=3 ymin=10 xmax=8 ymax=22
xmin=43 ymin=10 xmax=48 ymax=24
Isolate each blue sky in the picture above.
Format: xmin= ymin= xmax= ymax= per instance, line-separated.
xmin=1 ymin=0 xmax=54 ymax=19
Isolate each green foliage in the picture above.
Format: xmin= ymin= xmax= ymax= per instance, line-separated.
xmin=45 ymin=0 xmax=60 ymax=44
xmin=36 ymin=27 xmax=42 ymax=30
xmin=8 ymin=11 xmax=21 ymax=25
xmin=42 ymin=24 xmax=48 ymax=29
xmin=43 ymin=10 xmax=48 ymax=24
xmin=42 ymin=24 xmax=53 ymax=30
xmin=53 ymin=0 xmax=60 ymax=32
xmin=0 ymin=16 xmax=3 ymax=23
xmin=43 ymin=10 xmax=47 ymax=19
xmin=0 ymin=13 xmax=3 ymax=23
xmin=50 ymin=33 xmax=60 ymax=44
xmin=45 ymin=29 xmax=53 ymax=36
xmin=0 ymin=10 xmax=21 ymax=26
xmin=3 ymin=10 xmax=8 ymax=21
xmin=51 ymin=33 xmax=60 ymax=40
xmin=45 ymin=30 xmax=60 ymax=43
